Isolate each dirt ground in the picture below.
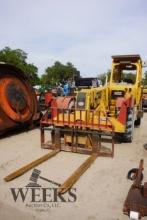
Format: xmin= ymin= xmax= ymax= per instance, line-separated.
xmin=0 ymin=113 xmax=147 ymax=220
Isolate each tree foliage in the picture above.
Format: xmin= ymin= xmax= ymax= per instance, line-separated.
xmin=41 ymin=61 xmax=80 ymax=86
xmin=0 ymin=47 xmax=40 ymax=85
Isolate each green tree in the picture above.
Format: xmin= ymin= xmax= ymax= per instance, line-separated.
xmin=42 ymin=61 xmax=80 ymax=86
xmin=0 ymin=47 xmax=40 ymax=86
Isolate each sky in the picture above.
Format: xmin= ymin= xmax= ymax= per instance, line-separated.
xmin=0 ymin=0 xmax=147 ymax=76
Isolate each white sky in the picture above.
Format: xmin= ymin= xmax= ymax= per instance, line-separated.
xmin=0 ymin=0 xmax=147 ymax=76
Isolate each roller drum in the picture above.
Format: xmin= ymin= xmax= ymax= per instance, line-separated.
xmin=0 ymin=64 xmax=39 ymax=134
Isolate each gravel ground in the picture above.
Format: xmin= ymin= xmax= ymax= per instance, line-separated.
xmin=0 ymin=113 xmax=147 ymax=220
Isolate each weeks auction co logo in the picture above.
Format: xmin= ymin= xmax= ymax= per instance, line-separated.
xmin=10 ymin=169 xmax=77 ymax=210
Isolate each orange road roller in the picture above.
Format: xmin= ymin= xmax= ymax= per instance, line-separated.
xmin=0 ymin=63 xmax=40 ymax=135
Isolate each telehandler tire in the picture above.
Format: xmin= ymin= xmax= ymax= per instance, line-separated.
xmin=123 ymin=109 xmax=134 ymax=143
xmin=134 ymin=117 xmax=141 ymax=126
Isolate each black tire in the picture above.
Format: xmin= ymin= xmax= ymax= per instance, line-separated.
xmin=135 ymin=117 xmax=141 ymax=126
xmin=127 ymin=168 xmax=143 ymax=181
xmin=123 ymin=109 xmax=134 ymax=143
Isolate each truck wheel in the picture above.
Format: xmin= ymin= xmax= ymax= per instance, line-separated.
xmin=135 ymin=117 xmax=141 ymax=126
xmin=123 ymin=109 xmax=134 ymax=143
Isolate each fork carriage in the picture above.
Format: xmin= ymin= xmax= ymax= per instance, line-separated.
xmin=41 ymin=107 xmax=114 ymax=158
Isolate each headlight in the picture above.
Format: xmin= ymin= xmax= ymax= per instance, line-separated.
xmin=111 ymin=90 xmax=124 ymax=99
xmin=78 ymin=101 xmax=85 ymax=107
